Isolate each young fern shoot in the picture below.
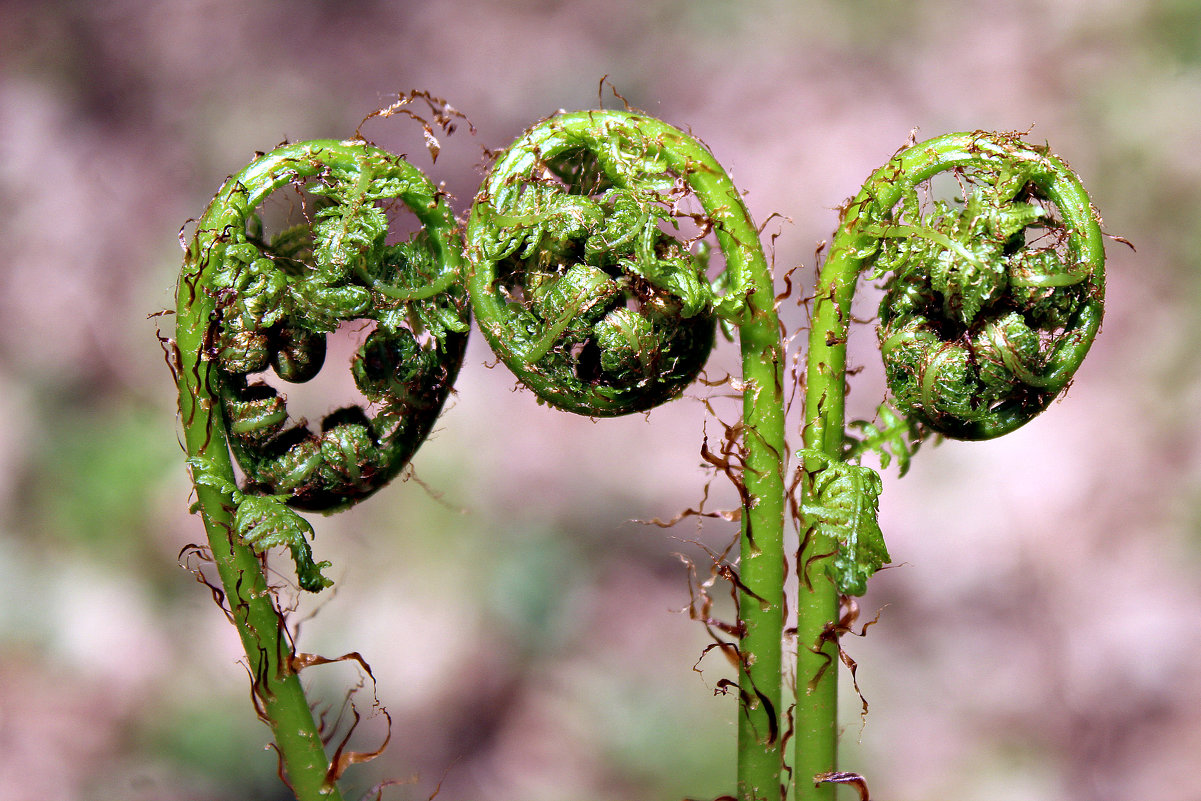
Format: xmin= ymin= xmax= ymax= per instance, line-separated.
xmin=172 ymin=116 xmax=1106 ymax=801
xmin=175 ymin=139 xmax=469 ymax=800
xmin=796 ymin=131 xmax=1105 ymax=800
xmin=465 ymin=110 xmax=787 ymax=801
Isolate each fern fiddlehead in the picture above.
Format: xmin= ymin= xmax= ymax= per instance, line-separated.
xmin=810 ymin=132 xmax=1104 ymax=451
xmin=200 ymin=141 xmax=469 ymax=514
xmin=466 ymin=110 xmax=787 ymax=801
xmin=466 ymin=111 xmax=754 ymax=415
xmin=176 ymin=139 xmax=468 ymax=799
xmin=794 ymin=131 xmax=1105 ymax=799
xmin=865 ymin=136 xmax=1104 ymax=439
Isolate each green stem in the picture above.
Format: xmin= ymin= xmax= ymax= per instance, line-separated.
xmin=177 ymin=278 xmax=342 ymax=800
xmin=655 ymin=136 xmax=783 ymax=801
xmin=669 ymin=131 xmax=787 ymax=801
xmin=602 ymin=113 xmax=786 ymax=801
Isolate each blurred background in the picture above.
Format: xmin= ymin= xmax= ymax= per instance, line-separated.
xmin=0 ymin=1 xmax=1195 ymax=799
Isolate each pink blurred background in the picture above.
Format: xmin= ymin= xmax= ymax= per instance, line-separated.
xmin=0 ymin=1 xmax=1194 ymax=799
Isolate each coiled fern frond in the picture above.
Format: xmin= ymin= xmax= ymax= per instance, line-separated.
xmin=797 ymin=131 xmax=1107 ymax=794
xmin=177 ymin=140 xmax=469 ymax=593
xmin=855 ymin=132 xmax=1106 ymax=440
xmin=181 ymin=140 xmax=469 ymax=516
xmin=174 ymin=136 xmax=473 ymax=801
xmin=467 ymin=109 xmax=788 ymax=797
xmin=803 ymin=131 xmax=1105 ymax=593
xmin=466 ymin=111 xmax=758 ymax=416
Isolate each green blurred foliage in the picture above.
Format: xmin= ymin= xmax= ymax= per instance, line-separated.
xmin=27 ymin=405 xmax=178 ymax=565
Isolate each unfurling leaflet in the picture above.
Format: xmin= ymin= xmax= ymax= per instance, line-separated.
xmin=466 ymin=110 xmax=756 ymax=416
xmin=844 ymin=404 xmax=926 ymax=477
xmin=177 ymin=140 xmax=469 ymax=589
xmin=187 ymin=453 xmax=331 ymax=591
xmin=799 ymin=449 xmax=888 ymax=597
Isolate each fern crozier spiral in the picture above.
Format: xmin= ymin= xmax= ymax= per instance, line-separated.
xmin=466 ymin=111 xmax=764 ymax=416
xmin=851 ymin=132 xmax=1105 ymax=439
xmin=180 ymin=139 xmax=469 ymax=512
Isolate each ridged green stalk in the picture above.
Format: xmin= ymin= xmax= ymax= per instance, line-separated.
xmin=177 ymin=242 xmax=344 ymax=801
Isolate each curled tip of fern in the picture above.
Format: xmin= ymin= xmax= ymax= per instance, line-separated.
xmin=465 ymin=111 xmax=750 ymax=417
xmin=860 ymin=132 xmax=1105 ymax=440
xmin=185 ymin=140 xmax=470 ymax=511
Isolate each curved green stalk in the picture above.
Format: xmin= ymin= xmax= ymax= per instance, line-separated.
xmin=176 ymin=139 xmax=468 ymax=799
xmin=466 ymin=110 xmax=786 ymax=801
xmin=795 ymin=132 xmax=1104 ymax=799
